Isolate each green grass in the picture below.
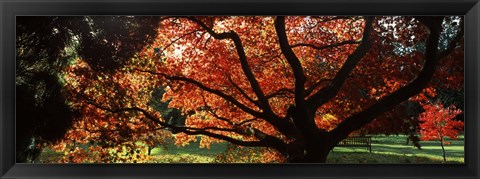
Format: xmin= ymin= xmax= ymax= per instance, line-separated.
xmin=147 ymin=140 xmax=228 ymax=163
xmin=150 ymin=140 xmax=228 ymax=155
xmin=36 ymin=135 xmax=464 ymax=163
xmin=329 ymin=135 xmax=464 ymax=163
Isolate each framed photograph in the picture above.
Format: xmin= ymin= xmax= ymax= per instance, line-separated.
xmin=1 ymin=0 xmax=479 ymax=178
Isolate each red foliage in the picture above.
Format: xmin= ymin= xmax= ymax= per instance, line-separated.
xmin=419 ymin=103 xmax=464 ymax=143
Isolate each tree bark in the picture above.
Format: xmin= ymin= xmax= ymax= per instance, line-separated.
xmin=284 ymin=129 xmax=334 ymax=163
xmin=148 ymin=146 xmax=153 ymax=155
xmin=440 ymin=135 xmax=446 ymax=162
xmin=286 ymin=141 xmax=333 ymax=163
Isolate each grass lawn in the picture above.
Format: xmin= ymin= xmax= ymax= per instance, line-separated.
xmin=36 ymin=135 xmax=464 ymax=163
xmin=147 ymin=140 xmax=228 ymax=163
xmin=329 ymin=135 xmax=464 ymax=163
xmin=147 ymin=135 xmax=464 ymax=163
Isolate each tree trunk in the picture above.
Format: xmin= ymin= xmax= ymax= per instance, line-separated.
xmin=287 ymin=148 xmax=330 ymax=163
xmin=305 ymin=149 xmax=329 ymax=163
xmin=285 ymin=135 xmax=334 ymax=163
xmin=148 ymin=146 xmax=153 ymax=156
xmin=440 ymin=136 xmax=446 ymax=162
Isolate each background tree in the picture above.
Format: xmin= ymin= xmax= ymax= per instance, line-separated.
xmin=146 ymin=87 xmax=184 ymax=155
xmin=46 ymin=16 xmax=464 ymax=163
xmin=149 ymin=87 xmax=187 ymax=133
xmin=418 ymin=103 xmax=464 ymax=162
xmin=16 ymin=16 xmax=159 ymax=162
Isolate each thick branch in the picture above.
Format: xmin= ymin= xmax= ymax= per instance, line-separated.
xmin=85 ymin=99 xmax=287 ymax=150
xmin=275 ymin=16 xmax=307 ymax=109
xmin=276 ymin=16 xmax=322 ymax=141
xmin=135 ymin=69 xmax=298 ymax=139
xmin=266 ymin=88 xmax=295 ymax=99
xmin=329 ymin=17 xmax=445 ymax=147
xmin=199 ymin=91 xmax=236 ymax=126
xmin=305 ymin=78 xmax=333 ymax=97
xmin=197 ymin=96 xmax=287 ymax=151
xmin=236 ymin=118 xmax=258 ymax=126
xmin=185 ymin=17 xmax=274 ymax=116
xmin=134 ymin=69 xmax=267 ymax=120
xmin=306 ymin=17 xmax=374 ymax=111
xmin=225 ymin=74 xmax=260 ymax=107
xmin=181 ymin=129 xmax=280 ymax=149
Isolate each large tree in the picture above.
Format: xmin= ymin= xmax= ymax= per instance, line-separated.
xmin=56 ymin=16 xmax=463 ymax=163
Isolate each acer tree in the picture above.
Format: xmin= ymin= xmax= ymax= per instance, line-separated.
xmin=55 ymin=16 xmax=464 ymax=163
xmin=419 ymin=103 xmax=464 ymax=162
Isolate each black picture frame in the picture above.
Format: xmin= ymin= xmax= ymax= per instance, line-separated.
xmin=1 ymin=0 xmax=479 ymax=178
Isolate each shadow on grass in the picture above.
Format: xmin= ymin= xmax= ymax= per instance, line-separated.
xmin=327 ymin=151 xmax=463 ymax=164
xmin=150 ymin=140 xmax=228 ymax=156
xmin=331 ymin=135 xmax=464 ymax=163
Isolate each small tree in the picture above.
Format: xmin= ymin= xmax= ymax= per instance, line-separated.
xmin=419 ymin=103 xmax=463 ymax=162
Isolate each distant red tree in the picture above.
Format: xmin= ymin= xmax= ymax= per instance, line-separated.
xmin=419 ymin=103 xmax=463 ymax=162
